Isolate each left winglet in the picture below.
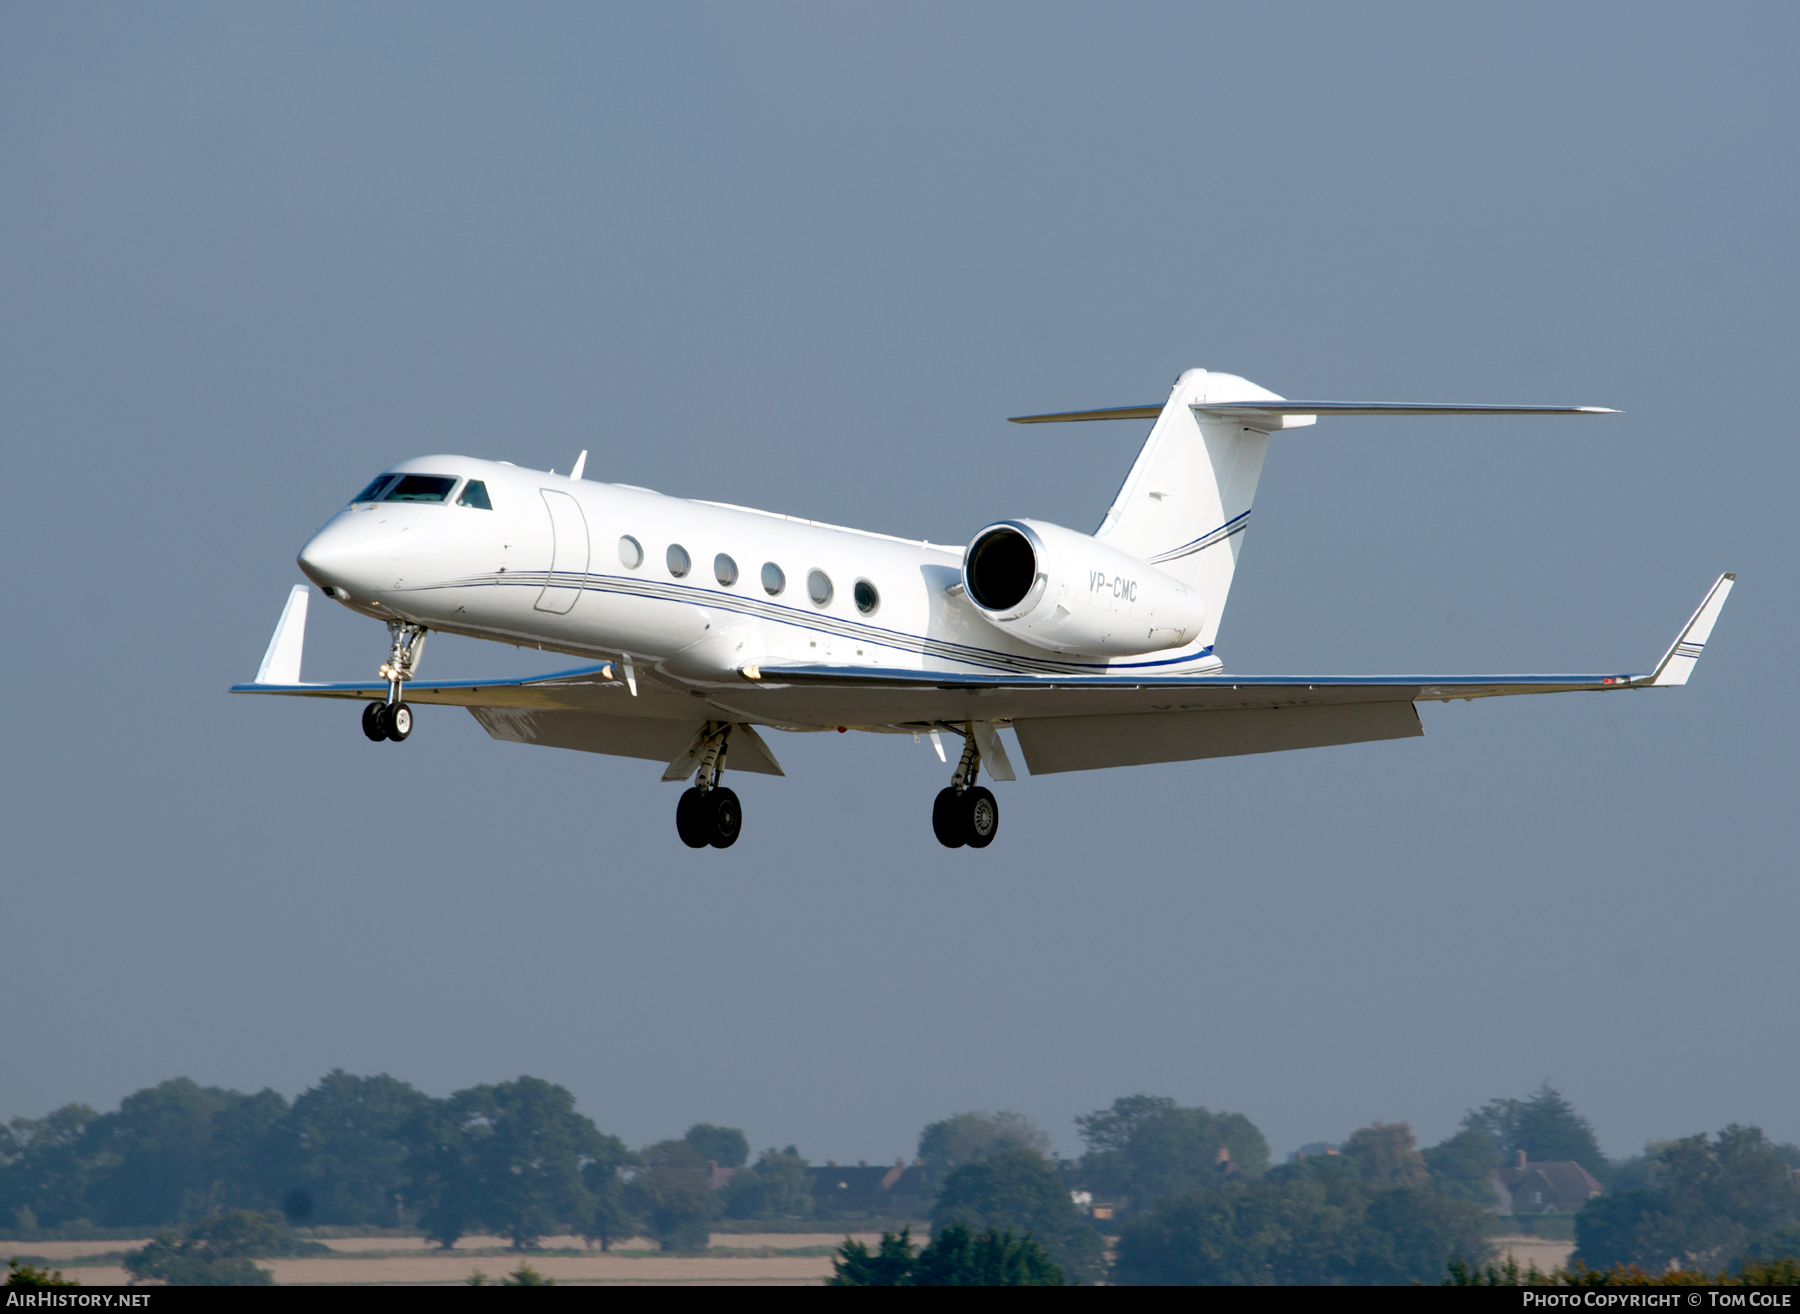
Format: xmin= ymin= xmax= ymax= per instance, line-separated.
xmin=254 ymin=585 xmax=311 ymax=685
xmin=1645 ymin=573 xmax=1736 ymax=687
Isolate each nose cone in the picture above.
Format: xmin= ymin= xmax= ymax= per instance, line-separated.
xmin=298 ymin=515 xmax=388 ymax=596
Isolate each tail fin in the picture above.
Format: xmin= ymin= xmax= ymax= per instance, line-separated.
xmin=1013 ymin=371 xmax=1614 ymax=649
xmin=1093 ymin=369 xmax=1295 ymax=648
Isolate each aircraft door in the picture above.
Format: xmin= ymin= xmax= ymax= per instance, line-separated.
xmin=534 ymin=489 xmax=590 ymax=614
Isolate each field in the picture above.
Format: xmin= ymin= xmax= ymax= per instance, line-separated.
xmin=1 ymin=1232 xmax=890 ymax=1286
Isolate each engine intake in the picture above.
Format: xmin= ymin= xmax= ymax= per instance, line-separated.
xmin=960 ymin=519 xmax=1204 ymax=656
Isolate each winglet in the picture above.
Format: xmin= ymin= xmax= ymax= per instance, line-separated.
xmin=254 ymin=586 xmax=310 ymax=685
xmin=1645 ymin=573 xmax=1736 ymax=687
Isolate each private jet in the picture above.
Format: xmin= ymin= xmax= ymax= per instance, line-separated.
xmin=235 ymin=369 xmax=1734 ymax=849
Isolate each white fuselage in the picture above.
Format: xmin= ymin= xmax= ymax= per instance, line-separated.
xmin=295 ymin=456 xmax=1219 ymax=710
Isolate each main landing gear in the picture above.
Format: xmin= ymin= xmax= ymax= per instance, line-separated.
xmin=676 ymin=724 xmax=741 ymax=849
xmin=361 ymin=621 xmax=426 ymax=745
xmin=932 ymin=723 xmax=998 ymax=849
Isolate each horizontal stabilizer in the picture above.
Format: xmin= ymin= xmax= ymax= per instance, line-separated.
xmin=1010 ymin=402 xmax=1616 ymax=423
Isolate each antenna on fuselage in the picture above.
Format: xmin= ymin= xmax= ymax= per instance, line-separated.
xmin=570 ymin=449 xmax=588 ymax=480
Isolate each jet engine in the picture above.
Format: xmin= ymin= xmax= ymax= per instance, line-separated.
xmin=960 ymin=519 xmax=1204 ymax=656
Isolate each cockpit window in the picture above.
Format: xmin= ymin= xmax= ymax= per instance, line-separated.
xmin=456 ymin=480 xmax=492 ymax=510
xmin=352 ymin=475 xmax=397 ymax=504
xmin=380 ymin=475 xmax=458 ymax=503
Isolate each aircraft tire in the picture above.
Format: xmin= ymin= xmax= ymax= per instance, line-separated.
xmin=362 ymin=702 xmax=389 ymax=742
xmin=386 ymin=702 xmax=413 ymax=742
xmin=932 ymin=788 xmax=966 ymax=848
xmin=963 ymin=786 xmax=998 ymax=849
xmin=707 ymin=788 xmax=742 ymax=849
xmin=676 ymin=788 xmax=711 ymax=848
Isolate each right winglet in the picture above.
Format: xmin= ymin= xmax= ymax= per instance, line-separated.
xmin=1645 ymin=573 xmax=1736 ymax=687
xmin=254 ymin=585 xmax=311 ymax=685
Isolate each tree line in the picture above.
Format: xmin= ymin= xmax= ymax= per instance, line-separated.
xmin=5 ymin=1072 xmax=1797 ymax=1283
xmin=0 ymin=1071 xmax=789 ymax=1252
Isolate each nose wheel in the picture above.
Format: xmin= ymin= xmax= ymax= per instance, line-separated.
xmin=674 ymin=723 xmax=742 ymax=849
xmin=931 ymin=724 xmax=1000 ymax=849
xmin=359 ymin=621 xmax=427 ymax=744
xmin=361 ymin=701 xmax=414 ymax=742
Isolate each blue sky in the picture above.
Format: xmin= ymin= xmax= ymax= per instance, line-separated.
xmin=2 ymin=2 xmax=1794 ymax=1165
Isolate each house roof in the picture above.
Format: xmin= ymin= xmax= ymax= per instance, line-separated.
xmin=1494 ymin=1159 xmax=1603 ymax=1201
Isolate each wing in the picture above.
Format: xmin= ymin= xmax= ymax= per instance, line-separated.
xmin=716 ymin=574 xmax=1735 ymax=774
xmin=230 ymin=590 xmax=785 ymax=775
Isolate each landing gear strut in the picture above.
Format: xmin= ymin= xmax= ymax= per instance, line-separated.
xmin=676 ymin=723 xmax=741 ymax=849
xmin=362 ymin=621 xmax=426 ymax=744
xmin=932 ymin=723 xmax=998 ymax=849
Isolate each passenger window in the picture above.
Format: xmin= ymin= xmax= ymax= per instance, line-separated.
xmin=807 ymin=569 xmax=833 ymax=606
xmin=619 ymin=536 xmax=643 ymax=569
xmin=456 ymin=480 xmax=492 ymax=509
xmin=381 ymin=474 xmax=458 ymax=503
xmin=667 ymin=544 xmax=691 ymax=578
xmin=854 ymin=579 xmax=880 ymax=615
xmin=761 ymin=562 xmax=785 ymax=596
xmin=352 ymin=475 xmax=396 ymax=504
xmin=715 ymin=554 xmax=738 ymax=587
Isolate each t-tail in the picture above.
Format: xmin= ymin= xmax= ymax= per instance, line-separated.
xmin=1011 ymin=370 xmax=1616 ymax=649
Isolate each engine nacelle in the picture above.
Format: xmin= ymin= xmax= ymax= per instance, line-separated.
xmin=961 ymin=519 xmax=1205 ymax=656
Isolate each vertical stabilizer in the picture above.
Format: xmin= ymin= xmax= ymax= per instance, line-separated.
xmin=1095 ymin=369 xmax=1299 ymax=648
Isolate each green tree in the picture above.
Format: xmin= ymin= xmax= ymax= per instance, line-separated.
xmin=829 ymin=1227 xmax=921 ymax=1285
xmin=280 ymin=1071 xmax=434 ymax=1226
xmin=918 ymin=1112 xmax=1051 ymax=1194
xmin=123 ymin=1210 xmax=283 ymax=1286
xmin=5 ymin=1259 xmax=79 ymax=1289
xmin=684 ymin=1124 xmax=748 ymax=1170
xmin=931 ymin=1147 xmax=1104 ymax=1284
xmin=1476 ymin=1084 xmax=1609 ymax=1183
xmin=0 ymin=1104 xmax=101 ymax=1229
xmin=578 ymin=1136 xmax=640 ymax=1251
xmin=1341 ymin=1121 xmax=1429 ymax=1188
xmin=203 ymin=1088 xmax=290 ymax=1214
xmin=1114 ymin=1155 xmax=1489 ymax=1286
xmin=1075 ymin=1095 xmax=1269 ymax=1208
xmin=829 ymin=1225 xmax=1065 ymax=1286
xmin=722 ymin=1147 xmax=813 ymax=1220
xmin=1577 ymin=1126 xmax=1800 ymax=1273
xmin=410 ymin=1077 xmax=608 ymax=1250
xmin=625 ymin=1140 xmax=713 ymax=1252
xmin=1423 ymin=1119 xmax=1504 ymax=1205
xmin=81 ymin=1079 xmax=266 ymax=1225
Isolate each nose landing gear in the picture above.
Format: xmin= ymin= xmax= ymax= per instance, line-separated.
xmin=361 ymin=621 xmax=426 ymax=745
xmin=932 ymin=723 xmax=999 ymax=849
xmin=676 ymin=723 xmax=741 ymax=849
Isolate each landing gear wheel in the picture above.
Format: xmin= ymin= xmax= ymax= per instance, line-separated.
xmin=706 ymin=787 xmax=742 ymax=848
xmin=386 ymin=702 xmax=413 ymax=742
xmin=362 ymin=702 xmax=389 ymax=742
xmin=963 ymin=786 xmax=998 ymax=848
xmin=932 ymin=788 xmax=967 ymax=849
xmin=676 ymin=788 xmax=710 ymax=848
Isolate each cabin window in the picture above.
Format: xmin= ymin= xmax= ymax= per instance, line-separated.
xmin=761 ymin=562 xmax=785 ymax=596
xmin=807 ymin=569 xmax=833 ymax=606
xmin=667 ymin=544 xmax=691 ymax=578
xmin=715 ymin=554 xmax=738 ymax=587
xmin=618 ymin=536 xmax=643 ymax=569
xmin=456 ymin=480 xmax=492 ymax=510
xmin=380 ymin=474 xmax=458 ymax=503
xmin=351 ymin=475 xmax=397 ymax=503
xmin=854 ymin=579 xmax=880 ymax=616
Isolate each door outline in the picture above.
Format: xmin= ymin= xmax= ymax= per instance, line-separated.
xmin=534 ymin=489 xmax=590 ymax=614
